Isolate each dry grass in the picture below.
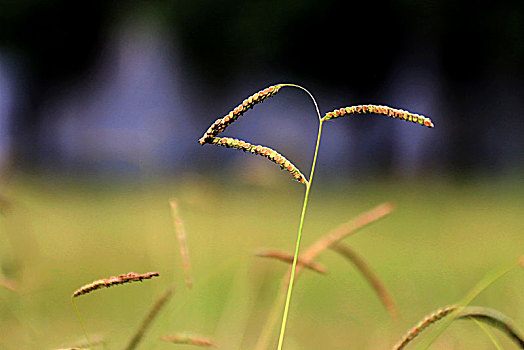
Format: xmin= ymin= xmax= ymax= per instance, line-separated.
xmin=169 ymin=198 xmax=193 ymax=288
xmin=161 ymin=334 xmax=218 ymax=347
xmin=297 ymin=202 xmax=394 ymax=276
xmin=330 ymin=242 xmax=397 ymax=320
xmin=256 ymin=249 xmax=327 ymax=274
xmin=125 ymin=286 xmax=175 ymax=350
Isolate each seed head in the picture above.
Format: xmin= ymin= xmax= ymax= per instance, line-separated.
xmin=323 ymin=104 xmax=434 ymax=127
xmin=199 ymin=85 xmax=283 ymax=144
xmin=73 ymin=272 xmax=159 ymax=297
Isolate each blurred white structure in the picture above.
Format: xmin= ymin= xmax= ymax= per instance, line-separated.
xmin=39 ymin=15 xmax=194 ymax=175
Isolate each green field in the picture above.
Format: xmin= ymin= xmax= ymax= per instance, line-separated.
xmin=1 ymin=175 xmax=523 ymax=349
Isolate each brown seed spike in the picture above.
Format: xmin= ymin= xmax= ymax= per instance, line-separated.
xmin=198 ymin=85 xmax=283 ymax=144
xmin=209 ymin=137 xmax=308 ymax=184
xmin=322 ymin=104 xmax=434 ymax=128
xmin=73 ymin=272 xmax=159 ymax=297
xmin=393 ymin=306 xmax=457 ymax=350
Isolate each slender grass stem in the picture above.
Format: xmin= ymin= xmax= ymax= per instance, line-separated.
xmin=279 ymin=84 xmax=323 ymax=122
xmin=71 ymin=297 xmax=92 ymax=348
xmin=471 ymin=318 xmax=503 ymax=350
xmin=276 ymin=119 xmax=324 ymax=350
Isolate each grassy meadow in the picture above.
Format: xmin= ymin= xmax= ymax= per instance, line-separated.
xmin=0 ymin=174 xmax=522 ymax=349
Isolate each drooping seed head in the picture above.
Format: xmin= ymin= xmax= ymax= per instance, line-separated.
xmin=210 ymin=136 xmax=308 ymax=184
xmin=322 ymin=104 xmax=434 ymax=128
xmin=199 ymin=84 xmax=283 ymax=144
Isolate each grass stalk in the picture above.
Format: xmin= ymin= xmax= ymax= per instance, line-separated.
xmin=71 ymin=297 xmax=92 ymax=348
xmin=199 ymin=82 xmax=434 ymax=349
xmin=471 ymin=317 xmax=503 ymax=350
xmin=276 ymin=118 xmax=324 ymax=350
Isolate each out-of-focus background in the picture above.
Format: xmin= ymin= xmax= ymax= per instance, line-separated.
xmin=0 ymin=1 xmax=522 ymax=349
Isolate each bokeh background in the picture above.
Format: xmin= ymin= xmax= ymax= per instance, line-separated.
xmin=0 ymin=1 xmax=522 ymax=349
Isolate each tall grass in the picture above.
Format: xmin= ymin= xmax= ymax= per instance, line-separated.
xmin=199 ymin=83 xmax=433 ymax=349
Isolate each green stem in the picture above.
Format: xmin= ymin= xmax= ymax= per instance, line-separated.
xmin=277 ymin=119 xmax=324 ymax=350
xmin=279 ymin=84 xmax=322 ymax=122
xmin=471 ymin=318 xmax=503 ymax=350
xmin=72 ymin=297 xmax=92 ymax=348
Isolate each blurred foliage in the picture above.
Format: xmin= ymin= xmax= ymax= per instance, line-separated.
xmin=0 ymin=175 xmax=522 ymax=348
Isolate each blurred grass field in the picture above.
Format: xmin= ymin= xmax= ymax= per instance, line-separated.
xmin=0 ymin=174 xmax=522 ymax=349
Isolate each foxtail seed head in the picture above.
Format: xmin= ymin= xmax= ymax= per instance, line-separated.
xmin=199 ymin=85 xmax=283 ymax=144
xmin=393 ymin=305 xmax=457 ymax=350
xmin=323 ymin=105 xmax=434 ymax=128
xmin=73 ymin=272 xmax=159 ymax=297
xmin=211 ymin=136 xmax=308 ymax=184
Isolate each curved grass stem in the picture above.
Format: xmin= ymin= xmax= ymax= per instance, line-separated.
xmin=276 ymin=119 xmax=324 ymax=350
xmin=279 ymin=84 xmax=323 ymax=122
